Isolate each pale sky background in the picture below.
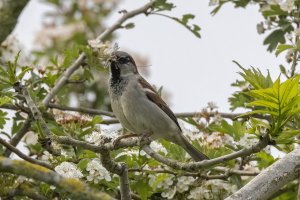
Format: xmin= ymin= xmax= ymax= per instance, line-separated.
xmin=13 ymin=0 xmax=285 ymax=114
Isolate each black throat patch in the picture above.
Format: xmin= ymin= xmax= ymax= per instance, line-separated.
xmin=109 ymin=63 xmax=128 ymax=95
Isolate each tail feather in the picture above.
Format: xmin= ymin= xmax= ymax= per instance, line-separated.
xmin=179 ymin=136 xmax=209 ymax=161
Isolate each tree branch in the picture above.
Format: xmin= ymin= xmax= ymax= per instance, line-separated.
xmin=2 ymin=183 xmax=48 ymax=200
xmin=48 ymin=103 xmax=115 ymax=117
xmin=13 ymin=82 xmax=60 ymax=155
xmin=141 ymin=133 xmax=270 ymax=171
xmin=100 ymin=150 xmax=131 ymax=200
xmin=128 ymin=167 xmax=258 ymax=179
xmin=55 ymin=133 xmax=269 ymax=172
xmin=0 ymin=137 xmax=53 ymax=169
xmin=0 ymin=156 xmax=112 ymax=200
xmin=4 ymin=118 xmax=31 ymax=157
xmin=42 ymin=1 xmax=155 ymax=106
xmin=225 ymin=148 xmax=300 ymax=200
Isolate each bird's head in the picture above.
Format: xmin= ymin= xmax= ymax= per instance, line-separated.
xmin=109 ymin=51 xmax=138 ymax=78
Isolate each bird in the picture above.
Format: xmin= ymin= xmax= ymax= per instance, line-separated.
xmin=108 ymin=51 xmax=208 ymax=161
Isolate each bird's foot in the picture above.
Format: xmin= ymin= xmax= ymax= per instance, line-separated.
xmin=139 ymin=134 xmax=152 ymax=147
xmin=113 ymin=133 xmax=139 ymax=147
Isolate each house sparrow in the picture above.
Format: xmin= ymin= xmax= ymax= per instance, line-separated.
xmin=108 ymin=51 xmax=208 ymax=161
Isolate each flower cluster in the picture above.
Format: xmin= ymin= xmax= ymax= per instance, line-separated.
xmin=54 ymin=162 xmax=83 ymax=179
xmin=188 ymin=180 xmax=237 ymax=199
xmin=86 ymin=159 xmax=112 ymax=183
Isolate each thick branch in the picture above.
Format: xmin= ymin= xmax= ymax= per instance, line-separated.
xmin=0 ymin=138 xmax=53 ymax=169
xmin=42 ymin=1 xmax=155 ymax=106
xmin=0 ymin=156 xmax=112 ymax=200
xmin=0 ymin=0 xmax=29 ymax=44
xmin=2 ymin=183 xmax=48 ymax=200
xmin=226 ymin=148 xmax=300 ymax=200
xmin=4 ymin=118 xmax=31 ymax=157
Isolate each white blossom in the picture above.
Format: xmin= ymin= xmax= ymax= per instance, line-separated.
xmin=148 ymin=174 xmax=174 ymax=190
xmin=115 ymin=149 xmax=140 ymax=159
xmin=176 ymin=176 xmax=195 ymax=193
xmin=140 ymin=141 xmax=167 ymax=156
xmin=295 ymin=28 xmax=300 ymax=37
xmin=209 ymin=0 xmax=219 ymax=6
xmin=280 ymin=0 xmax=294 ymax=12
xmin=161 ymin=186 xmax=177 ymax=199
xmin=54 ymin=162 xmax=83 ymax=178
xmin=86 ymin=159 xmax=111 ymax=183
xmin=23 ymin=131 xmax=38 ymax=145
xmin=267 ymin=0 xmax=281 ymax=5
xmin=188 ymin=180 xmax=237 ymax=199
xmin=203 ymin=132 xmax=234 ymax=148
xmin=41 ymin=151 xmax=53 ymax=162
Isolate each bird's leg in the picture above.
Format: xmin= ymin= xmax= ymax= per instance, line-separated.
xmin=113 ymin=133 xmax=139 ymax=146
xmin=139 ymin=133 xmax=152 ymax=147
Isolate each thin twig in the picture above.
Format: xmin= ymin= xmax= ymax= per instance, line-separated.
xmin=141 ymin=133 xmax=270 ymax=172
xmin=48 ymin=103 xmax=115 ymax=117
xmin=42 ymin=1 xmax=155 ymax=106
xmin=128 ymin=167 xmax=258 ymax=179
xmin=0 ymin=138 xmax=53 ymax=169
xmin=100 ymin=150 xmax=131 ymax=200
xmin=4 ymin=118 xmax=31 ymax=157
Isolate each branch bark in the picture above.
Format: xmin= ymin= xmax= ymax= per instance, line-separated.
xmin=0 ymin=137 xmax=53 ymax=169
xmin=225 ymin=148 xmax=300 ymax=200
xmin=13 ymin=82 xmax=60 ymax=155
xmin=100 ymin=150 xmax=131 ymax=200
xmin=4 ymin=117 xmax=31 ymax=157
xmin=0 ymin=156 xmax=112 ymax=200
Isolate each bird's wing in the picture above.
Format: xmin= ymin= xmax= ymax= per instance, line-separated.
xmin=138 ymin=77 xmax=182 ymax=132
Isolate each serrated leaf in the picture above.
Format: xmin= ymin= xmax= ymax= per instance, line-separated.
xmin=275 ymin=44 xmax=294 ymax=57
xmin=263 ymin=29 xmax=286 ymax=52
xmin=276 ymin=129 xmax=300 ymax=144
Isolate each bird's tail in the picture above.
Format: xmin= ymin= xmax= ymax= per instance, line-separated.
xmin=177 ymin=135 xmax=209 ymax=161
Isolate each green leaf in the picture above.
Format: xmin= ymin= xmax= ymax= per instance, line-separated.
xmin=0 ymin=110 xmax=8 ymax=129
xmin=263 ymin=29 xmax=286 ymax=52
xmin=77 ymin=158 xmax=90 ymax=170
xmin=124 ymin=23 xmax=135 ymax=29
xmin=17 ymin=66 xmax=32 ymax=80
xmin=154 ymin=0 xmax=175 ymax=11
xmin=234 ymin=61 xmax=273 ymax=89
xmin=0 ymin=96 xmax=11 ymax=106
xmin=276 ymin=129 xmax=300 ymax=144
xmin=262 ymin=5 xmax=288 ymax=17
xmin=275 ymin=44 xmax=294 ymax=57
xmin=172 ymin=14 xmax=201 ymax=38
xmin=247 ymin=99 xmax=279 ymax=110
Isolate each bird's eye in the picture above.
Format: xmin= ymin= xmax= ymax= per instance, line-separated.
xmin=118 ymin=57 xmax=130 ymax=64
